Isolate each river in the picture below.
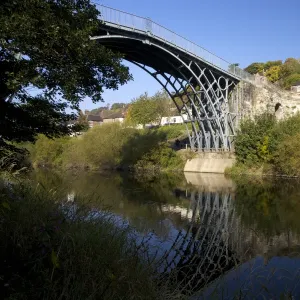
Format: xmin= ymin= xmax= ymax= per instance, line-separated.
xmin=30 ymin=170 xmax=300 ymax=299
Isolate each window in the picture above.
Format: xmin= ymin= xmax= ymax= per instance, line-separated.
xmin=173 ymin=118 xmax=176 ymax=123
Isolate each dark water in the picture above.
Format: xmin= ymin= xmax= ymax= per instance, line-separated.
xmin=31 ymin=170 xmax=300 ymax=299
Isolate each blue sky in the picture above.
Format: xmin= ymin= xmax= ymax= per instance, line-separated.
xmin=82 ymin=0 xmax=300 ymax=110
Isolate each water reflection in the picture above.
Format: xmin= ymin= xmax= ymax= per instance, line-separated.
xmin=30 ymin=170 xmax=300 ymax=298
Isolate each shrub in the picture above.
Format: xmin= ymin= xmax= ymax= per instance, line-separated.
xmin=31 ymin=134 xmax=71 ymax=167
xmin=273 ymin=133 xmax=300 ymax=176
xmin=156 ymin=124 xmax=188 ymax=140
xmin=282 ymin=73 xmax=300 ymax=90
xmin=135 ymin=143 xmax=183 ymax=171
xmin=28 ymin=123 xmax=187 ymax=171
xmin=234 ymin=113 xmax=277 ymax=164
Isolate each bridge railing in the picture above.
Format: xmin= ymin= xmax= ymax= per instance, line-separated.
xmin=95 ymin=4 xmax=256 ymax=83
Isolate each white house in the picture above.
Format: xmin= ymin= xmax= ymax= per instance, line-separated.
xmin=160 ymin=114 xmax=188 ymax=126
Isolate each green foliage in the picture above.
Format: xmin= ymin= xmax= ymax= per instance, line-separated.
xmin=282 ymin=73 xmax=300 ymax=89
xmin=244 ymin=62 xmax=265 ymax=74
xmin=0 ymin=0 xmax=131 ymax=161
xmin=126 ymin=90 xmax=175 ymax=126
xmin=0 ymin=180 xmax=174 ymax=299
xmin=64 ymin=123 xmax=136 ymax=169
xmin=244 ymin=58 xmax=300 ymax=89
xmin=234 ymin=113 xmax=277 ymax=164
xmin=264 ymin=60 xmax=282 ymax=70
xmin=234 ymin=113 xmax=300 ymax=176
xmin=279 ymin=58 xmax=300 ymax=79
xmin=31 ymin=123 xmax=184 ymax=171
xmin=156 ymin=124 xmax=189 ymax=140
xmin=111 ymin=103 xmax=126 ymax=110
xmin=31 ymin=134 xmax=71 ymax=167
xmin=73 ymin=110 xmax=89 ymax=132
xmin=126 ymin=93 xmax=159 ymax=126
xmin=265 ymin=65 xmax=281 ymax=83
xmin=135 ymin=143 xmax=183 ymax=171
xmin=273 ymin=133 xmax=300 ymax=176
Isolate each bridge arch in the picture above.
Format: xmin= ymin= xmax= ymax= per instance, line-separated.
xmin=92 ymin=11 xmax=244 ymax=151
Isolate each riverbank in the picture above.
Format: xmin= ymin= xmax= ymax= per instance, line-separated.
xmin=23 ymin=123 xmax=191 ymax=173
xmin=0 ymin=175 xmax=179 ymax=299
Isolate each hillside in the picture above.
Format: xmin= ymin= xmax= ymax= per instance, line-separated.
xmin=244 ymin=58 xmax=300 ymax=89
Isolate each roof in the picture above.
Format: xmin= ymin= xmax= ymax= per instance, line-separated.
xmin=87 ymin=115 xmax=103 ymax=122
xmin=100 ymin=110 xmax=124 ymax=119
xmin=292 ymin=81 xmax=300 ymax=87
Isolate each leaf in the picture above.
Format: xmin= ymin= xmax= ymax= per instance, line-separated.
xmin=1 ymin=202 xmax=11 ymax=210
xmin=51 ymin=249 xmax=60 ymax=269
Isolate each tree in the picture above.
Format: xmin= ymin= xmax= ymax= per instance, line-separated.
xmin=126 ymin=93 xmax=158 ymax=127
xmin=0 ymin=0 xmax=131 ymax=153
xmin=265 ymin=66 xmax=281 ymax=83
xmin=264 ymin=60 xmax=282 ymax=71
xmin=126 ymin=91 xmax=173 ymax=127
xmin=279 ymin=58 xmax=300 ymax=79
xmin=111 ymin=103 xmax=126 ymax=110
xmin=89 ymin=107 xmax=108 ymax=115
xmin=282 ymin=73 xmax=300 ymax=90
xmin=74 ymin=111 xmax=89 ymax=132
xmin=244 ymin=62 xmax=265 ymax=75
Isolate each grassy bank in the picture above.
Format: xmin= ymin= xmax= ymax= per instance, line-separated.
xmin=0 ymin=176 xmax=178 ymax=299
xmin=27 ymin=123 xmax=187 ymax=172
xmin=226 ymin=113 xmax=300 ymax=177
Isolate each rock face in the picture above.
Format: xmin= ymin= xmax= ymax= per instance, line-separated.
xmin=238 ymin=75 xmax=300 ymax=120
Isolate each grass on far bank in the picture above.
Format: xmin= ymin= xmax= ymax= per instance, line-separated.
xmin=0 ymin=177 xmax=179 ymax=300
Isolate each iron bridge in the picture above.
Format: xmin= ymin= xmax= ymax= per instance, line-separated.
xmin=91 ymin=5 xmax=256 ymax=151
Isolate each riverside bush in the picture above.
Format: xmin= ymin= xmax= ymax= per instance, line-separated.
xmin=234 ymin=113 xmax=300 ymax=175
xmin=234 ymin=113 xmax=277 ymax=164
xmin=273 ymin=133 xmax=300 ymax=176
xmin=30 ymin=123 xmax=184 ymax=171
xmin=135 ymin=143 xmax=184 ymax=171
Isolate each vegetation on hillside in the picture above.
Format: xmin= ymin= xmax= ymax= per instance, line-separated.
xmin=0 ymin=0 xmax=131 ymax=167
xmin=29 ymin=123 xmax=186 ymax=171
xmin=230 ymin=113 xmax=300 ymax=176
xmin=244 ymin=58 xmax=300 ymax=89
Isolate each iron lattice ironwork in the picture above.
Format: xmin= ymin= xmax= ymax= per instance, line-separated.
xmin=91 ymin=4 xmax=251 ymax=151
xmin=155 ymin=188 xmax=240 ymax=295
xmin=133 ymin=61 xmax=240 ymax=151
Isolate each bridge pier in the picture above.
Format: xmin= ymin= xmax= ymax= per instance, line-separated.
xmin=184 ymin=152 xmax=236 ymax=174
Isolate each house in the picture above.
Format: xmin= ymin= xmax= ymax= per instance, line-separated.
xmin=160 ymin=114 xmax=188 ymax=126
xmin=291 ymin=81 xmax=300 ymax=93
xmin=100 ymin=110 xmax=125 ymax=123
xmin=87 ymin=115 xmax=103 ymax=128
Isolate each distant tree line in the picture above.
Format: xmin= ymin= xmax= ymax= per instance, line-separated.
xmin=244 ymin=58 xmax=300 ymax=89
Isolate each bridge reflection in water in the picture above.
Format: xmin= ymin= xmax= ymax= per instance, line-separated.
xmin=154 ymin=173 xmax=238 ymax=295
xmin=153 ymin=173 xmax=300 ymax=298
xmin=33 ymin=170 xmax=300 ymax=298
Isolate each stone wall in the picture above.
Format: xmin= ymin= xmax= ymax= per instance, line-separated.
xmin=240 ymin=76 xmax=300 ymax=120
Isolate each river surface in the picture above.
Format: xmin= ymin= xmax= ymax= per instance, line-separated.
xmin=31 ymin=170 xmax=300 ymax=299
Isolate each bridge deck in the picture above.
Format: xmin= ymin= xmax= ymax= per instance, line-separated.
xmin=93 ymin=5 xmax=254 ymax=84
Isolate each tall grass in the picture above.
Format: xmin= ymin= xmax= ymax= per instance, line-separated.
xmin=0 ymin=178 xmax=179 ymax=300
